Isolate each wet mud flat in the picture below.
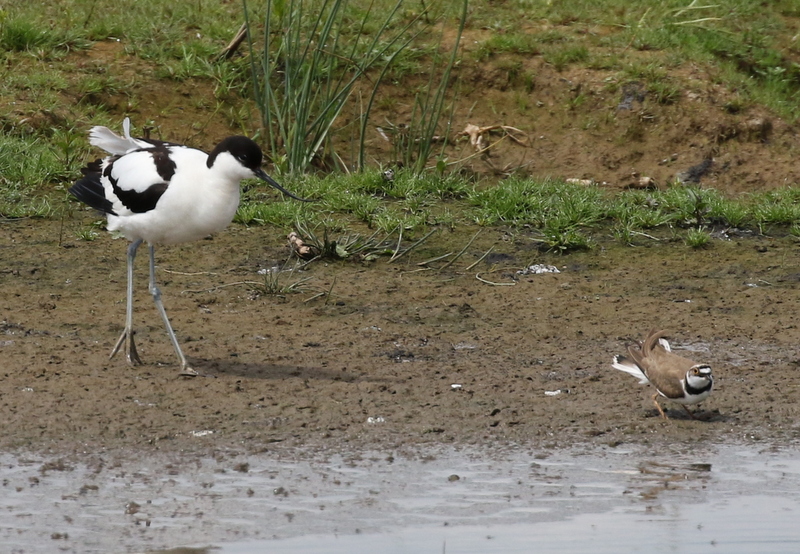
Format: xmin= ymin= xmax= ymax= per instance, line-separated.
xmin=2 ymin=219 xmax=800 ymax=453
xmin=2 ymin=218 xmax=800 ymax=551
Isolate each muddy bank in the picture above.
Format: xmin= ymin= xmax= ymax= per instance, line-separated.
xmin=2 ymin=218 xmax=800 ymax=456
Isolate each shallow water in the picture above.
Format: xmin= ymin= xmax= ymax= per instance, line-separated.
xmin=2 ymin=443 xmax=799 ymax=553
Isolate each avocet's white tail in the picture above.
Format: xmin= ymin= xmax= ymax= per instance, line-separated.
xmin=89 ymin=117 xmax=151 ymax=155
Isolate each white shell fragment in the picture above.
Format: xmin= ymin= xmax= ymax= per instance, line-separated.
xmin=517 ymin=264 xmax=561 ymax=275
xmin=190 ymin=430 xmax=215 ymax=437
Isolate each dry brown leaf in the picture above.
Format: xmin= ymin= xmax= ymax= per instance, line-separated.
xmin=459 ymin=124 xmax=528 ymax=152
xmin=288 ymin=232 xmax=315 ymax=259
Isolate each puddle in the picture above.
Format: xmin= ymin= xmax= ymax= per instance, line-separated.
xmin=1 ymin=444 xmax=799 ymax=553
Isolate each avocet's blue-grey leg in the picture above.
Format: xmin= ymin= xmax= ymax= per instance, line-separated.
xmin=110 ymin=239 xmax=143 ymax=365
xmin=148 ymin=244 xmax=197 ymax=376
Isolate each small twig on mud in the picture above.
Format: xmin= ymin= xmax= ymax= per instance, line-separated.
xmin=400 ymin=268 xmax=432 ymax=277
xmin=389 ymin=228 xmax=437 ymax=264
xmin=324 ymin=276 xmax=337 ymax=305
xmin=58 ymin=208 xmax=66 ymax=247
xmin=164 ymin=269 xmax=219 ymax=276
xmin=218 ymin=22 xmax=247 ymax=60
xmin=182 ymin=281 xmax=257 ymax=294
xmin=440 ymin=229 xmax=482 ymax=271
xmin=630 ymin=230 xmax=661 ymax=241
xmin=388 ymin=227 xmax=404 ymax=262
xmin=296 ymin=274 xmax=336 ymax=304
xmin=465 ymin=245 xmax=495 ymax=271
xmin=418 ymin=253 xmax=453 ymax=266
xmin=475 ymin=272 xmax=516 ymax=286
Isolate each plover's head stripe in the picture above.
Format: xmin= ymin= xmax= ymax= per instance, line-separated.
xmin=685 ymin=365 xmax=713 ymax=396
xmin=694 ymin=364 xmax=712 ymax=376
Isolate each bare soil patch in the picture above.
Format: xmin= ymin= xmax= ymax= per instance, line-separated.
xmin=2 ymin=219 xmax=800 ymax=456
xmin=5 ymin=36 xmax=800 ymax=458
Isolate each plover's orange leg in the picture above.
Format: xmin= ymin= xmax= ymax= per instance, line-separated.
xmin=682 ymin=405 xmax=699 ymax=420
xmin=652 ymin=393 xmax=668 ymax=419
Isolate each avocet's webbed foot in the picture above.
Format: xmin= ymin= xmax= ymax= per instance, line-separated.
xmin=179 ymin=364 xmax=198 ymax=377
xmin=110 ymin=328 xmax=141 ymax=366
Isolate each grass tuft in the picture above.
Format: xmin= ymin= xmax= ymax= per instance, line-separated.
xmin=685 ymin=227 xmax=711 ymax=249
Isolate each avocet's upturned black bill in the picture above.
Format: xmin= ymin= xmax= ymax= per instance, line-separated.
xmin=69 ymin=118 xmax=309 ymax=376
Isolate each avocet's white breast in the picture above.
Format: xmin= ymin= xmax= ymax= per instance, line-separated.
xmin=72 ymin=128 xmax=307 ymax=246
xmin=106 ymin=146 xmax=244 ymax=245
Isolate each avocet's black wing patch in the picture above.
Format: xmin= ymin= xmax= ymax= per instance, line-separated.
xmin=70 ymin=162 xmax=115 ymax=215
xmin=150 ymin=148 xmax=177 ymax=181
xmin=109 ymin=177 xmax=169 ymax=214
xmin=101 ymin=147 xmax=177 ymax=214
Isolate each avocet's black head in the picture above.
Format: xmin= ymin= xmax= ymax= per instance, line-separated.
xmin=208 ymin=136 xmax=310 ymax=202
xmin=207 ymin=136 xmax=263 ymax=171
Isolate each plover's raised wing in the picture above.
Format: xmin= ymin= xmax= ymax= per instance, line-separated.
xmin=611 ymin=355 xmax=650 ymax=384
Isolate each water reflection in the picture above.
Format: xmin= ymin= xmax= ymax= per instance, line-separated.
xmin=1 ymin=444 xmax=799 ymax=553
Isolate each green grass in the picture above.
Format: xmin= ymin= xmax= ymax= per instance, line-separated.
xmin=474 ymin=33 xmax=543 ymax=61
xmin=248 ymin=265 xmax=313 ymax=296
xmin=750 ymin=188 xmax=800 ymax=230
xmin=545 ymin=45 xmax=589 ymax=72
xmin=0 ymin=135 xmax=69 ymax=189
xmin=5 ymin=0 xmax=800 ymax=254
xmin=231 ymin=171 xmax=800 ymax=251
xmin=243 ymin=0 xmax=459 ymax=174
xmin=685 ymin=227 xmax=712 ymax=248
xmin=469 ymin=0 xmax=800 ymax=119
xmin=0 ymin=17 xmax=88 ymax=53
xmin=467 ymin=177 xmax=605 ymax=227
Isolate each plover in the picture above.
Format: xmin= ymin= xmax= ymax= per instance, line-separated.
xmin=612 ymin=329 xmax=713 ymax=419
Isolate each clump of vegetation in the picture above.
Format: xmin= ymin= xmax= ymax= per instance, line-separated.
xmin=248 ymin=265 xmax=312 ymax=297
xmin=685 ymin=226 xmax=712 ymax=248
xmin=243 ymin=0 xmax=467 ymax=174
xmin=3 ymin=0 xmax=800 ymax=259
